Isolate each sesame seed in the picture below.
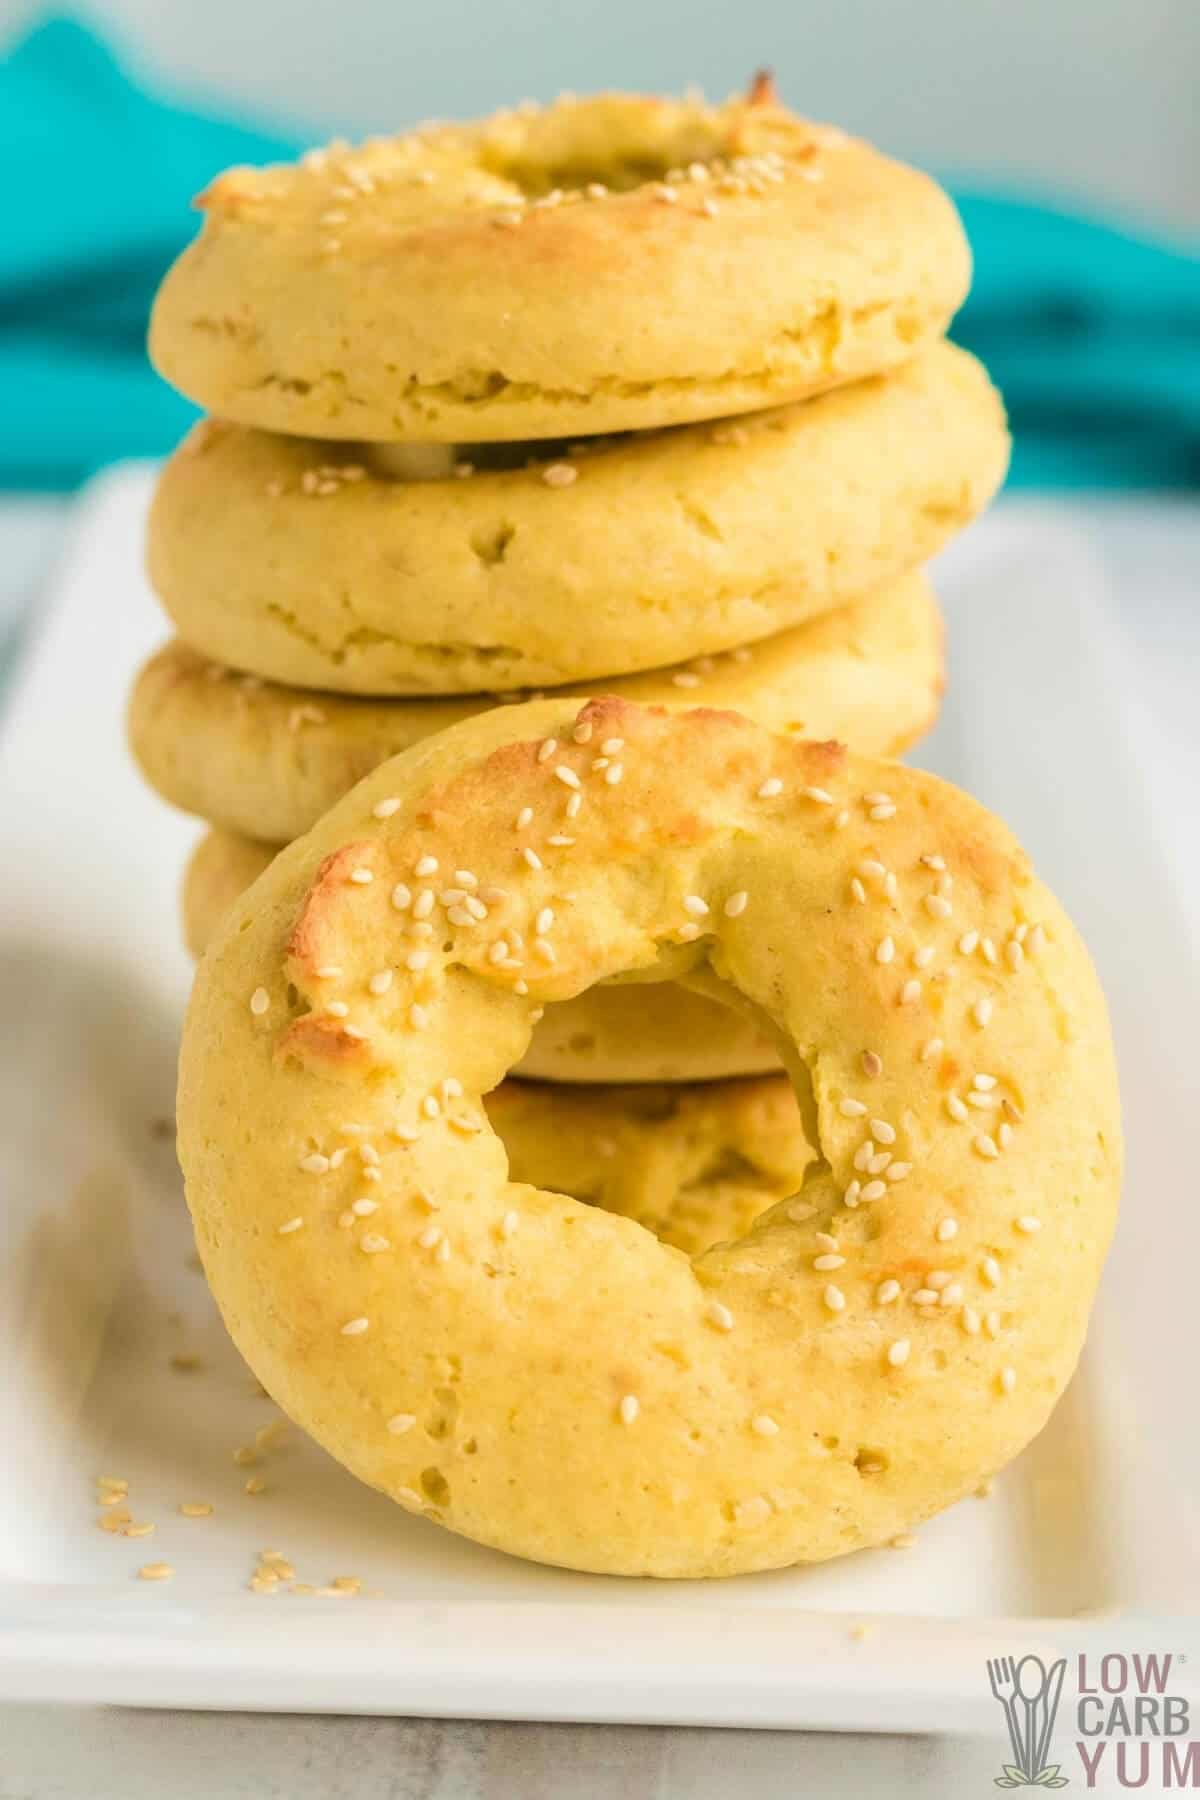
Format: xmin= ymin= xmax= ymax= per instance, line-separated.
xmin=341 ymin=1317 xmax=369 ymax=1336
xmin=1006 ymin=940 xmax=1024 ymax=971
xmin=863 ymin=792 xmax=892 ymax=807
xmin=179 ymin=1502 xmax=213 ymax=1518
xmin=858 ymin=1180 xmax=884 ymax=1204
xmin=387 ymin=1413 xmax=416 ymax=1436
xmin=706 ymin=1299 xmax=735 ymax=1331
xmin=522 ymin=847 xmax=543 ymax=870
xmin=414 ymin=855 xmax=438 ymax=877
xmin=875 ymin=937 xmax=895 ymax=964
xmin=814 ymin=1253 xmax=845 ymax=1271
xmin=351 ymin=1197 xmax=378 ymax=1216
xmin=417 ymin=1225 xmax=443 ymax=1250
xmin=912 ymin=1288 xmax=939 ymax=1306
xmin=973 ymin=997 xmax=994 ymax=1028
xmin=409 ymin=1004 xmax=429 ymax=1030
xmin=277 ymin=1217 xmax=304 ymax=1235
xmin=537 ymin=739 xmax=557 ymax=765
xmin=887 ymin=1339 xmax=911 ymax=1368
xmin=823 ymin=1284 xmax=846 ymax=1312
xmin=962 ymin=1307 xmax=981 ymax=1334
xmin=839 ymin=1098 xmax=868 ymax=1117
xmin=981 ymin=1256 xmax=1002 ymax=1287
xmin=619 ymin=1395 xmax=640 ymax=1425
xmin=870 ymin=1119 xmax=896 ymax=1144
xmin=843 ymin=1180 xmax=862 ymax=1208
xmin=1015 ymin=1215 xmax=1041 ymax=1234
xmin=137 ymin=1563 xmax=174 ymax=1581
xmin=998 ymin=1368 xmax=1017 ymax=1395
xmin=974 ymin=1132 xmax=999 ymax=1158
xmin=249 ymin=987 xmax=270 ymax=1016
xmin=981 ymin=938 xmax=998 ymax=965
xmin=968 ymin=1090 xmax=998 ymax=1110
xmin=997 ymin=1121 xmax=1014 ymax=1148
xmin=421 ymin=1096 xmax=440 ymax=1118
xmin=946 ymin=1094 xmax=968 ymax=1122
xmin=572 ymin=719 xmax=594 ymax=744
xmin=985 ymin=1310 xmax=1002 ymax=1338
xmin=869 ymin=803 xmax=897 ymax=821
xmin=751 ymin=1414 xmax=780 ymax=1437
xmin=958 ymin=931 xmax=979 ymax=955
xmin=360 ymin=1233 xmax=390 ymax=1254
xmin=604 ymin=763 xmax=624 ymax=785
xmin=368 ymin=970 xmax=393 ymax=995
xmin=860 ymin=860 xmax=886 ymax=878
xmin=757 ymin=777 xmax=783 ymax=799
xmin=542 ymin=462 xmax=577 ymax=488
xmin=876 ymin=1280 xmax=900 ymax=1305
xmin=913 ymin=946 xmax=935 ymax=970
xmin=406 ymin=949 xmax=431 ymax=972
xmin=553 ymin=765 xmax=581 ymax=790
xmin=326 ymin=1001 xmax=349 ymax=1018
xmin=373 ymin=797 xmax=401 ymax=819
xmin=516 ymin=806 xmax=534 ymax=829
xmin=672 ymin=670 xmax=702 ymax=689
xmin=816 ymin=1232 xmax=839 ymax=1251
xmin=936 ymin=1219 xmax=958 ymax=1242
xmin=412 ymin=890 xmax=434 ymax=919
xmin=885 ymin=872 xmax=898 ymax=899
xmin=920 ymin=1037 xmax=944 ymax=1062
xmin=924 ymin=894 xmax=952 ymax=919
xmin=850 ymin=879 xmax=867 ymax=905
xmin=1028 ymin=924 xmax=1046 ymax=954
xmin=315 ymin=965 xmax=343 ymax=979
xmin=868 ymin=1152 xmax=892 ymax=1175
xmin=391 ymin=883 xmax=412 ymax=912
xmin=803 ymin=786 xmax=834 ymax=804
xmin=921 ymin=854 xmax=947 ymax=871
xmin=683 ymin=895 xmax=709 ymax=917
xmin=862 ymin=1051 xmax=883 ymax=1077
xmin=299 ymin=1153 xmax=329 ymax=1174
xmin=349 ymin=868 xmax=373 ymax=885
xmin=886 ymin=1162 xmax=912 ymax=1182
xmin=834 ymin=809 xmax=850 ymax=828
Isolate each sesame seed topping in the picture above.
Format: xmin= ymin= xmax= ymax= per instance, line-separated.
xmin=751 ymin=1414 xmax=780 ymax=1437
xmin=839 ymin=1098 xmax=868 ymax=1117
xmin=823 ymin=1284 xmax=846 ymax=1312
xmin=604 ymin=763 xmax=624 ymax=786
xmin=974 ymin=1133 xmax=999 ymax=1159
xmin=368 ymin=970 xmax=393 ymax=995
xmin=409 ymin=1004 xmax=430 ymax=1030
xmin=936 ymin=1219 xmax=958 ymax=1242
xmin=870 ymin=1119 xmax=896 ymax=1144
xmin=299 ymin=1153 xmax=329 ymax=1174
xmin=672 ymin=670 xmax=702 ymax=689
xmin=619 ymin=1395 xmax=640 ymax=1425
xmin=860 ymin=1180 xmax=887 ymax=1202
xmin=349 ymin=868 xmax=374 ymax=885
xmin=542 ymin=462 xmax=577 ymax=488
xmin=326 ymin=1001 xmax=349 ymax=1018
xmin=946 ymin=1094 xmax=968 ymax=1122
xmin=372 ymin=797 xmax=401 ymax=819
xmin=862 ymin=1051 xmax=883 ymax=1077
xmin=924 ymin=894 xmax=952 ymax=919
xmin=999 ymin=1367 xmax=1017 ymax=1395
xmin=360 ymin=1233 xmax=391 ymax=1254
xmin=814 ymin=1253 xmax=845 ymax=1271
xmin=351 ymin=1197 xmax=378 ymax=1216
xmin=537 ymin=739 xmax=557 ymax=764
xmin=869 ymin=803 xmax=897 ymax=822
xmin=516 ymin=806 xmax=534 ymax=829
xmin=412 ymin=889 xmax=434 ymax=919
xmin=887 ymin=1339 xmax=911 ymax=1367
xmin=886 ymin=1162 xmax=912 ymax=1183
xmin=921 ymin=854 xmax=947 ymax=871
xmin=1015 ymin=1215 xmax=1041 ymax=1234
xmin=900 ymin=979 xmax=922 ymax=1005
xmin=843 ymin=1180 xmax=861 ymax=1208
xmin=912 ymin=1288 xmax=939 ymax=1307
xmin=406 ymin=949 xmax=431 ymax=972
xmin=850 ymin=878 xmax=867 ymax=905
xmin=249 ymin=987 xmax=270 ymax=1016
xmin=803 ymin=786 xmax=834 ymax=804
xmin=997 ymin=1121 xmax=1014 ymax=1149
xmin=985 ymin=1310 xmax=1002 ymax=1338
xmin=315 ymin=966 xmax=342 ymax=979
xmin=522 ymin=847 xmax=543 ymax=871
xmin=683 ymin=895 xmax=709 ymax=917
xmin=875 ymin=937 xmax=895 ymax=964
xmin=981 ymin=1256 xmax=1002 ymax=1287
xmin=876 ymin=1280 xmax=900 ymax=1305
xmin=913 ymin=945 xmax=935 ymax=969
xmin=414 ymin=855 xmax=438 ymax=877
xmin=706 ymin=1299 xmax=734 ymax=1331
xmin=553 ymin=765 xmax=581 ymax=790
xmin=137 ymin=1563 xmax=174 ymax=1582
xmin=962 ymin=1307 xmax=981 ymax=1334
xmin=340 ymin=1317 xmax=369 ymax=1336
xmin=391 ymin=883 xmax=412 ymax=912
xmin=1006 ymin=940 xmax=1024 ymax=971
xmin=973 ymin=997 xmax=994 ymax=1028
xmin=387 ymin=1413 xmax=416 ymax=1435
xmin=757 ymin=777 xmax=783 ymax=799
xmin=920 ymin=1037 xmax=944 ymax=1062
xmin=277 ymin=1217 xmax=304 ymax=1235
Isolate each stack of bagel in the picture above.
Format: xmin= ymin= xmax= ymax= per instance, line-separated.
xmin=135 ymin=85 xmax=1125 ymax=1580
xmin=134 ymin=80 xmax=1006 ymax=1105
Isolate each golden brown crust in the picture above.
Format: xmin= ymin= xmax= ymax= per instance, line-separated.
xmin=179 ymin=697 xmax=1121 ymax=1577
xmin=131 ymin=573 xmax=944 ymax=843
xmin=145 ymin=344 xmax=1005 ymax=694
xmin=150 ymin=91 xmax=971 ymax=441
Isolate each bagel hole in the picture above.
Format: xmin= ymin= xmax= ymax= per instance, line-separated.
xmin=479 ymin=138 xmax=719 ymax=198
xmin=420 ymin=1467 xmax=450 ymax=1507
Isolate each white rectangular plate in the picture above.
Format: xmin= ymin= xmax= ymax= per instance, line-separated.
xmin=0 ymin=468 xmax=1196 ymax=1729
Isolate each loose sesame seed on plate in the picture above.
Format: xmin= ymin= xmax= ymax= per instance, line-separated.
xmin=137 ymin=1563 xmax=174 ymax=1581
xmin=619 ymin=1395 xmax=640 ymax=1424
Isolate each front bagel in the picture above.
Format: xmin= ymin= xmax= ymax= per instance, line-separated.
xmin=179 ymin=698 xmax=1120 ymax=1577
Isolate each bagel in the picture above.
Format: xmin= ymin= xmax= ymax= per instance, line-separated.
xmin=149 ymin=85 xmax=971 ymax=442
xmin=179 ymin=697 xmax=1120 ymax=1577
xmin=181 ymin=830 xmax=780 ymax=1081
xmin=147 ymin=345 xmax=1002 ymax=694
xmin=131 ymin=573 xmax=944 ymax=843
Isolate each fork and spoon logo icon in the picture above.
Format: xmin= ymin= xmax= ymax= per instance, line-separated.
xmin=987 ymin=1654 xmax=1069 ymax=1787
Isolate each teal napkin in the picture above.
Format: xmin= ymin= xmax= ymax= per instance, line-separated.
xmin=3 ymin=13 xmax=1198 ymax=489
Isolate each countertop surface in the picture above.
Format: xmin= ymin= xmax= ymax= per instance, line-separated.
xmin=1 ymin=485 xmax=1193 ymax=1800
